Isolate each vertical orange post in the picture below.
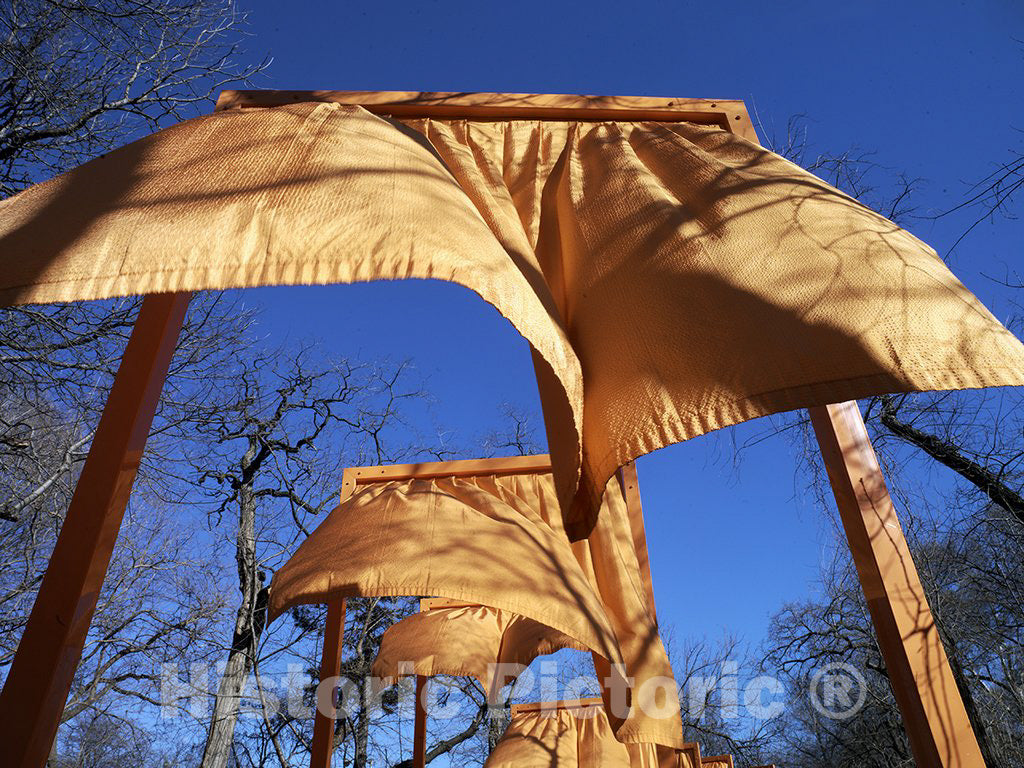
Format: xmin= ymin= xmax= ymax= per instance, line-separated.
xmin=412 ymin=674 xmax=427 ymax=768
xmin=809 ymin=401 xmax=984 ymax=768
xmin=618 ymin=463 xmax=657 ymax=617
xmin=0 ymin=291 xmax=190 ymax=768
xmin=311 ymin=596 xmax=347 ymax=768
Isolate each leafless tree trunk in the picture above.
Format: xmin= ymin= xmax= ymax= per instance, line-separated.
xmin=876 ymin=394 xmax=1024 ymax=526
xmin=191 ymin=352 xmax=427 ymax=768
xmin=2 ymin=8 xmax=265 ymax=757
xmin=200 ymin=462 xmax=268 ymax=768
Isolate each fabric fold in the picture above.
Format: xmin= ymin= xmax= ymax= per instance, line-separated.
xmin=485 ymin=702 xmax=702 ymax=768
xmin=267 ymin=472 xmax=621 ymax=664
xmin=269 ymin=468 xmax=684 ymax=748
xmin=484 ymin=701 xmax=631 ymax=768
xmin=371 ymin=603 xmax=587 ymax=696
xmin=3 ymin=99 xmax=1023 ymax=535
xmin=625 ymin=742 xmax=703 ymax=768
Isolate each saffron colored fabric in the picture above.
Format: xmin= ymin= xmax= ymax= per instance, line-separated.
xmin=267 ymin=472 xmax=620 ymax=663
xmin=2 ymin=100 xmax=1023 ymax=534
xmin=485 ymin=701 xmax=630 ymax=768
xmin=371 ymin=603 xmax=586 ymax=696
xmin=269 ymin=467 xmax=683 ymax=747
xmin=485 ymin=702 xmax=702 ymax=768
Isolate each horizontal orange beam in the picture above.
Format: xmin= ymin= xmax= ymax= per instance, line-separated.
xmin=339 ymin=454 xmax=552 ymax=501
xmin=214 ymin=89 xmax=751 ymax=131
xmin=419 ymin=597 xmax=481 ymax=612
xmin=511 ymin=697 xmax=604 ymax=715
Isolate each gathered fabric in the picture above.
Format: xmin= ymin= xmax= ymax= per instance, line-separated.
xmin=625 ymin=742 xmax=702 ymax=768
xmin=485 ymin=702 xmax=702 ymax=768
xmin=269 ymin=468 xmax=683 ymax=748
xmin=2 ymin=101 xmax=1023 ymax=535
xmin=485 ymin=702 xmax=631 ymax=768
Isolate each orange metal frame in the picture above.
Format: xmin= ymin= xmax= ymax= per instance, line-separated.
xmin=327 ymin=455 xmax=651 ymax=768
xmin=0 ymin=292 xmax=190 ymax=767
xmin=214 ymin=89 xmax=760 ymax=141
xmin=310 ymin=596 xmax=347 ymax=767
xmin=338 ymin=453 xmax=554 ymax=503
xmin=510 ymin=696 xmax=605 ymax=715
xmin=0 ymin=89 xmax=984 ymax=768
xmin=809 ymin=403 xmax=982 ymax=766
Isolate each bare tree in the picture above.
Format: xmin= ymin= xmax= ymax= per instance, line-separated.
xmin=0 ymin=0 xmax=266 ymax=195
xmin=185 ymin=348 xmax=430 ymax=768
xmin=228 ymin=405 xmax=548 ymax=768
xmin=1 ymin=10 xmax=267 ymax=753
xmin=54 ymin=712 xmax=159 ymax=768
xmin=929 ymin=134 xmax=1023 ymax=257
xmin=264 ymin=597 xmax=492 ymax=768
xmin=760 ymin=497 xmax=1024 ymax=768
xmin=741 ymin=112 xmax=1024 ymax=767
xmin=663 ymin=633 xmax=776 ymax=765
xmin=0 ymin=293 xmax=258 ymax=765
xmin=870 ymin=392 xmax=1024 ymax=526
xmin=479 ymin=403 xmax=543 ymax=458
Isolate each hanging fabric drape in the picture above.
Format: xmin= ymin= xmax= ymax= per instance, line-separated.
xmin=485 ymin=700 xmax=631 ymax=768
xmin=485 ymin=701 xmax=702 ymax=768
xmin=266 ymin=472 xmax=621 ymax=662
xmin=3 ymin=101 xmax=1023 ymax=535
xmin=625 ymin=742 xmax=703 ymax=768
xmin=269 ymin=468 xmax=683 ymax=748
xmin=371 ymin=603 xmax=587 ymax=696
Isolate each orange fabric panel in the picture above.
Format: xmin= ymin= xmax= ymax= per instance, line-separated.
xmin=3 ymin=102 xmax=1022 ymax=535
xmin=0 ymin=103 xmax=584 ymax=500
xmin=371 ymin=604 xmax=586 ymax=695
xmin=269 ymin=470 xmax=684 ymax=747
xmin=397 ymin=116 xmax=1024 ymax=536
xmin=626 ymin=742 xmax=702 ymax=768
xmin=485 ymin=702 xmax=631 ymax=768
xmin=486 ymin=703 xmax=700 ymax=767
xmin=267 ymin=472 xmax=619 ymax=663
xmin=572 ymin=474 xmax=680 ymax=747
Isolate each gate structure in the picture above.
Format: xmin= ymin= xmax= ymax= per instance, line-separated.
xmin=0 ymin=90 xmax=1009 ymax=768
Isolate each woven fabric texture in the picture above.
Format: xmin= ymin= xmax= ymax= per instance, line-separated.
xmin=3 ymin=101 xmax=1022 ymax=534
xmin=269 ymin=469 xmax=683 ymax=747
xmin=371 ymin=603 xmax=586 ymax=696
xmin=485 ymin=702 xmax=630 ymax=768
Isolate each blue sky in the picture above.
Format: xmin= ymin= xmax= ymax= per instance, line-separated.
xmin=233 ymin=0 xmax=1023 ymax=653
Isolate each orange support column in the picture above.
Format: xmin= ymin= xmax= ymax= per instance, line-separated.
xmin=809 ymin=401 xmax=984 ymax=768
xmin=311 ymin=596 xmax=347 ymax=768
xmin=0 ymin=291 xmax=190 ymax=768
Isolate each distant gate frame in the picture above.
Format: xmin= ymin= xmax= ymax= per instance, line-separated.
xmin=313 ymin=454 xmax=654 ymax=768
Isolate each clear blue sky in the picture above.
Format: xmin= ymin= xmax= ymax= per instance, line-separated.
xmin=232 ymin=0 xmax=1023 ymax=652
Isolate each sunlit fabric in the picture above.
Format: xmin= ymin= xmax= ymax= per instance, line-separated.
xmin=626 ymin=742 xmax=702 ymax=768
xmin=267 ymin=472 xmax=620 ymax=663
xmin=371 ymin=603 xmax=586 ymax=696
xmin=485 ymin=702 xmax=702 ymax=767
xmin=2 ymin=100 xmax=1023 ymax=535
xmin=485 ymin=701 xmax=631 ymax=768
xmin=269 ymin=469 xmax=683 ymax=747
